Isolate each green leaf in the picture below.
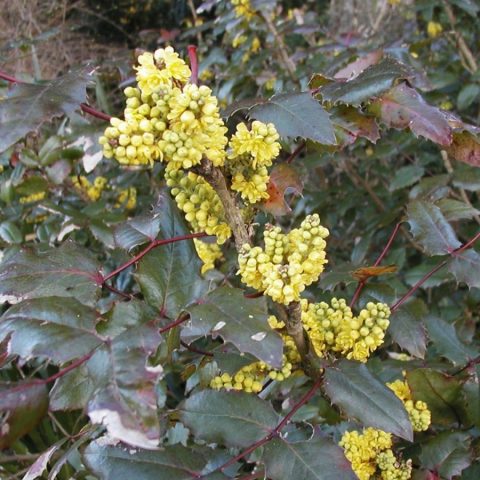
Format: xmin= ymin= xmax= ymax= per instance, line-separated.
xmin=318 ymin=265 xmax=357 ymax=291
xmin=389 ymin=300 xmax=427 ymax=358
xmin=249 ymin=92 xmax=336 ymax=145
xmin=457 ymin=84 xmax=480 ymax=111
xmin=373 ymin=83 xmax=452 ymax=146
xmin=406 ymin=200 xmax=461 ymax=255
xmin=323 ymin=360 xmax=413 ymax=440
xmin=0 ymin=68 xmax=90 ymax=153
xmin=84 ymin=440 xmax=228 ymax=480
xmin=419 ymin=432 xmax=471 ymax=479
xmin=114 ymin=209 xmax=163 ymax=251
xmin=179 ymin=390 xmax=279 ymax=448
xmin=0 ymin=381 xmax=48 ymax=448
xmin=330 ymin=106 xmax=380 ymax=146
xmin=452 ymin=167 xmax=480 ymax=190
xmin=436 ymin=198 xmax=480 ymax=221
xmin=136 ymin=195 xmax=209 ymax=318
xmin=262 ymin=437 xmax=356 ymax=480
xmin=389 ymin=165 xmax=425 ymax=192
xmin=406 ymin=369 xmax=464 ymax=425
xmin=0 ymin=220 xmax=23 ymax=244
xmin=463 ymin=374 xmax=480 ymax=428
xmin=183 ymin=286 xmax=284 ymax=368
xmin=425 ymin=315 xmax=477 ymax=365
xmin=0 ymin=297 xmax=102 ymax=362
xmin=448 ymin=249 xmax=480 ymax=289
xmin=0 ymin=241 xmax=101 ymax=306
xmin=319 ymin=57 xmax=412 ymax=106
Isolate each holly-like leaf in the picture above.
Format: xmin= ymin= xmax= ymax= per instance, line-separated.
xmin=262 ymin=437 xmax=356 ymax=480
xmin=447 ymin=132 xmax=480 ymax=167
xmin=351 ymin=265 xmax=397 ymax=282
xmin=84 ymin=440 xmax=229 ymax=480
xmin=114 ymin=209 xmax=163 ymax=251
xmin=249 ymin=92 xmax=336 ymax=145
xmin=419 ymin=432 xmax=472 ymax=480
xmin=183 ymin=286 xmax=284 ymax=368
xmin=448 ymin=249 xmax=480 ymax=289
xmin=406 ymin=200 xmax=461 ymax=255
xmin=0 ymin=68 xmax=90 ymax=153
xmin=136 ymin=195 xmax=209 ymax=318
xmin=262 ymin=163 xmax=303 ymax=216
xmin=0 ymin=297 xmax=102 ymax=362
xmin=331 ymin=106 xmax=380 ymax=146
xmin=179 ymin=390 xmax=279 ymax=448
xmin=0 ymin=381 xmax=48 ymax=448
xmin=437 ymin=198 xmax=480 ymax=221
xmin=319 ymin=57 xmax=412 ymax=106
xmin=334 ymin=50 xmax=384 ymax=80
xmin=389 ymin=300 xmax=427 ymax=358
xmin=0 ymin=241 xmax=101 ymax=306
xmin=324 ymin=360 xmax=413 ymax=440
xmin=406 ymin=369 xmax=464 ymax=426
xmin=373 ymin=83 xmax=452 ymax=146
xmin=389 ymin=165 xmax=425 ymax=192
xmin=425 ymin=315 xmax=477 ymax=365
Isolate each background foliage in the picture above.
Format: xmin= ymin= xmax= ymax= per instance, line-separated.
xmin=0 ymin=1 xmax=479 ymax=479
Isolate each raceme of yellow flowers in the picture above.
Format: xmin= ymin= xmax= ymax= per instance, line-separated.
xmin=72 ymin=175 xmax=107 ymax=201
xmin=193 ymin=238 xmax=224 ymax=274
xmin=340 ymin=428 xmax=412 ymax=480
xmin=231 ymin=0 xmax=256 ymax=20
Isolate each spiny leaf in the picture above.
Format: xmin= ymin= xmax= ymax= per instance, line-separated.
xmin=373 ymin=83 xmax=452 ymax=146
xmin=324 ymin=360 xmax=413 ymax=440
xmin=179 ymin=390 xmax=279 ymax=448
xmin=448 ymin=249 xmax=480 ymax=289
xmin=407 ymin=200 xmax=461 ymax=255
xmin=331 ymin=106 xmax=380 ymax=146
xmin=0 ymin=68 xmax=90 ymax=153
xmin=262 ymin=437 xmax=356 ymax=480
xmin=437 ymin=198 xmax=480 ymax=222
xmin=262 ymin=163 xmax=303 ymax=216
xmin=0 ymin=297 xmax=102 ymax=363
xmin=334 ymin=50 xmax=384 ymax=80
xmin=389 ymin=299 xmax=427 ymax=358
xmin=114 ymin=209 xmax=163 ymax=251
xmin=0 ymin=381 xmax=48 ymax=448
xmin=136 ymin=194 xmax=209 ymax=318
xmin=0 ymin=241 xmax=101 ymax=307
xmin=183 ymin=286 xmax=284 ymax=368
xmin=319 ymin=57 xmax=412 ymax=106
xmin=249 ymin=92 xmax=336 ymax=145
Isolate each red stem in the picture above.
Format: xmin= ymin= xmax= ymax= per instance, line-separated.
xmin=188 ymin=45 xmax=199 ymax=85
xmin=180 ymin=340 xmax=214 ymax=357
xmin=0 ymin=70 xmax=110 ymax=122
xmin=211 ymin=378 xmax=322 ymax=475
xmin=102 ymin=232 xmax=207 ymax=284
xmin=286 ymin=141 xmax=306 ymax=164
xmin=391 ymin=230 xmax=480 ymax=313
xmin=350 ymin=221 xmax=401 ymax=308
xmin=159 ymin=313 xmax=190 ymax=334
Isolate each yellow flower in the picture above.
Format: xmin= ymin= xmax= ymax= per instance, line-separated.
xmin=135 ymin=52 xmax=171 ymax=96
xmin=427 ymin=21 xmax=443 ymax=38
xmin=194 ymin=239 xmax=224 ymax=274
xmin=154 ymin=46 xmax=191 ymax=84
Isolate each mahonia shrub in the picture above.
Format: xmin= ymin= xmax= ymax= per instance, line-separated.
xmin=0 ymin=2 xmax=480 ymax=479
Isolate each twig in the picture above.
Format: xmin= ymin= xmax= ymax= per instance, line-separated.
xmin=286 ymin=141 xmax=306 ymax=164
xmin=180 ymin=340 xmax=214 ymax=357
xmin=452 ymin=354 xmax=480 ymax=376
xmin=159 ymin=313 xmax=190 ymax=334
xmin=350 ymin=221 xmax=402 ymax=307
xmin=208 ymin=377 xmax=323 ymax=476
xmin=391 ymin=231 xmax=480 ymax=313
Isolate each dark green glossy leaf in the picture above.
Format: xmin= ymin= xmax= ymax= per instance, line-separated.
xmin=249 ymin=92 xmax=336 ymax=145
xmin=114 ymin=210 xmax=163 ymax=251
xmin=84 ymin=440 xmax=229 ymax=480
xmin=0 ymin=297 xmax=102 ymax=362
xmin=0 ymin=68 xmax=90 ymax=153
xmin=389 ymin=300 xmax=427 ymax=358
xmin=324 ymin=360 xmax=413 ymax=440
xmin=407 ymin=200 xmax=461 ymax=255
xmin=0 ymin=241 xmax=101 ymax=306
xmin=406 ymin=369 xmax=464 ymax=425
xmin=425 ymin=315 xmax=477 ymax=365
xmin=179 ymin=390 xmax=279 ymax=448
xmin=0 ymin=220 xmax=23 ymax=244
xmin=183 ymin=286 xmax=283 ymax=368
xmin=263 ymin=437 xmax=355 ymax=480
xmin=448 ymin=249 xmax=480 ymax=289
xmin=320 ymin=57 xmax=411 ymax=106
xmin=0 ymin=381 xmax=48 ymax=448
xmin=419 ymin=432 xmax=471 ymax=479
xmin=436 ymin=198 xmax=480 ymax=221
xmin=389 ymin=165 xmax=425 ymax=192
xmin=136 ymin=195 xmax=208 ymax=318
xmin=457 ymin=84 xmax=480 ymax=111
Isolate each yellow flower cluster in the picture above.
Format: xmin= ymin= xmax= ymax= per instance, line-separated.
xmin=72 ymin=176 xmax=107 ymax=201
xmin=387 ymin=380 xmax=431 ymax=432
xmin=99 ymin=47 xmax=227 ymax=171
xmin=340 ymin=428 xmax=411 ymax=480
xmin=19 ymin=191 xmax=46 ymax=204
xmin=231 ymin=0 xmax=255 ymax=20
xmin=115 ymin=187 xmax=137 ymax=210
xmin=238 ymin=214 xmax=329 ymax=304
xmin=193 ymin=238 xmax=224 ymax=274
xmin=427 ymin=21 xmax=443 ymax=39
xmin=210 ymin=355 xmax=293 ymax=393
xmin=166 ymin=169 xmax=231 ymax=244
